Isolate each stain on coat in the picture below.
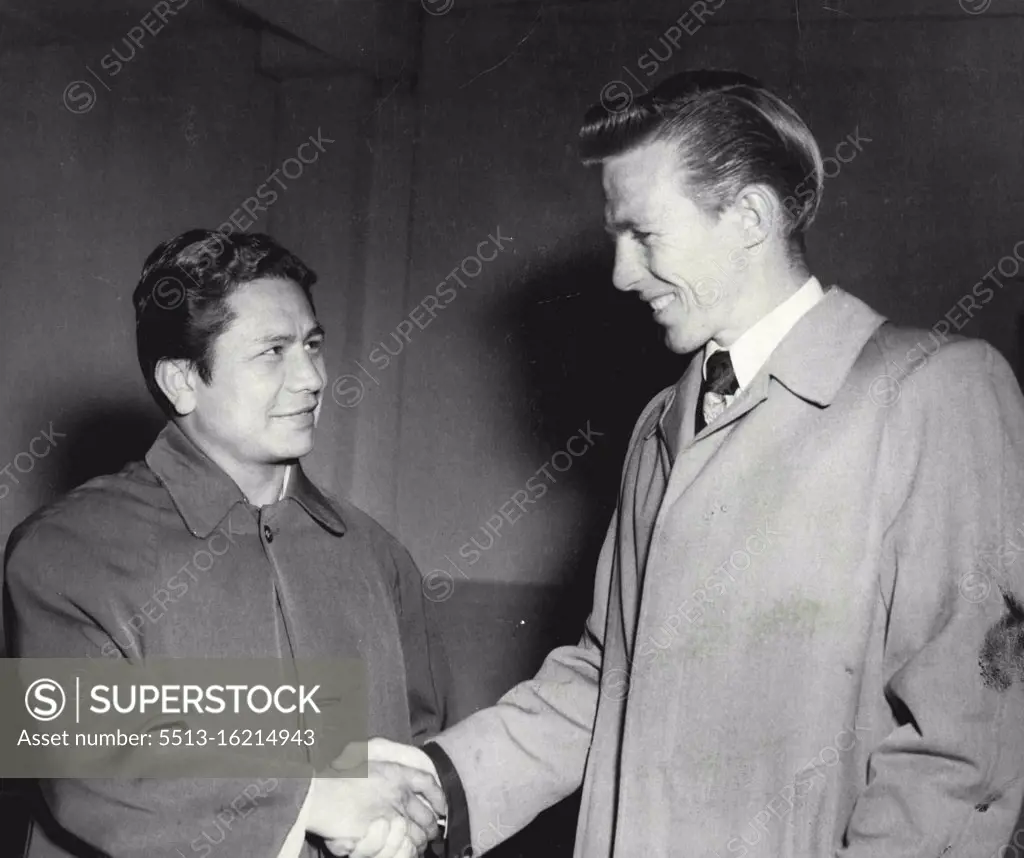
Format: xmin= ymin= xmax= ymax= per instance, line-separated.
xmin=979 ymin=591 xmax=1024 ymax=691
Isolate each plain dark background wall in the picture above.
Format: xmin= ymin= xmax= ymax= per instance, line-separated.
xmin=2 ymin=0 xmax=1024 ymax=854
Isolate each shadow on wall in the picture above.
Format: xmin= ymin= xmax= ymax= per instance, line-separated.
xmin=49 ymin=404 xmax=166 ymax=497
xmin=492 ymin=229 xmax=687 ymax=591
xmin=447 ymin=235 xmax=687 ymax=858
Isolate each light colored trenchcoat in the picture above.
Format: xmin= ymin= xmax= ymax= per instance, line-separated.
xmin=433 ymin=287 xmax=1024 ymax=858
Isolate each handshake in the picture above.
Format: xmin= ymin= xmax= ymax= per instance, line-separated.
xmin=308 ymin=737 xmax=447 ymax=858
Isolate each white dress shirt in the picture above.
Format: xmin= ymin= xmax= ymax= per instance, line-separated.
xmin=703 ymin=275 xmax=826 ymax=397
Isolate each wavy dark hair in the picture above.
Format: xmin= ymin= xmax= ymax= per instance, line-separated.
xmin=133 ymin=229 xmax=318 ymax=416
xmin=579 ymin=70 xmax=824 ymax=254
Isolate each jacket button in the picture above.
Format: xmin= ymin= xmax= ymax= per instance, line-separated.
xmin=263 ymin=525 xmax=273 ymax=543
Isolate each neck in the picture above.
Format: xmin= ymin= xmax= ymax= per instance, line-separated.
xmin=231 ymin=463 xmax=287 ymax=507
xmin=715 ymin=250 xmax=810 ymax=348
xmin=175 ymin=420 xmax=288 ymax=507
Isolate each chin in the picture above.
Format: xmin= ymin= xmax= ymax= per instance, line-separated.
xmin=268 ymin=433 xmax=316 ymax=461
xmin=663 ymin=326 xmax=703 ymax=356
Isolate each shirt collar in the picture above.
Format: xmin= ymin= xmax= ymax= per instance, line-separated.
xmin=703 ymin=275 xmax=826 ymax=390
xmin=145 ymin=422 xmax=346 ymax=538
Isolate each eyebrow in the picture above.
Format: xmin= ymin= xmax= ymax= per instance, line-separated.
xmin=253 ymin=323 xmax=325 ymax=346
xmin=604 ymin=219 xmax=645 ymax=235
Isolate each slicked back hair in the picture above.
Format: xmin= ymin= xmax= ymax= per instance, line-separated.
xmin=579 ymin=70 xmax=824 ymax=254
xmin=133 ymin=229 xmax=318 ymax=416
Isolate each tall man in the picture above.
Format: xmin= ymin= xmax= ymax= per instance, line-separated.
xmin=5 ymin=230 xmax=447 ymax=858
xmin=378 ymin=70 xmax=1024 ymax=857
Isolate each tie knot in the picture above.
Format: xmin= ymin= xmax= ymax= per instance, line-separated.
xmin=705 ymin=350 xmax=739 ymax=396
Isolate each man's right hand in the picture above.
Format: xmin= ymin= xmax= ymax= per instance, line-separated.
xmin=307 ymin=756 xmax=445 ymax=857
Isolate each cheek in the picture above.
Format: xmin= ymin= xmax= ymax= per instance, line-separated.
xmin=649 ymin=242 xmax=697 ymax=284
xmin=645 ymin=252 xmax=679 ymax=291
xmin=209 ymin=387 xmax=254 ymax=429
xmin=221 ymin=369 xmax=280 ymax=421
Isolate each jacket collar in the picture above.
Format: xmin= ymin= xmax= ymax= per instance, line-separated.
xmin=145 ymin=422 xmax=346 ymax=538
xmin=761 ymin=285 xmax=886 ymax=406
xmin=287 ymin=463 xmax=347 ymax=536
xmin=648 ymin=286 xmax=886 ymax=441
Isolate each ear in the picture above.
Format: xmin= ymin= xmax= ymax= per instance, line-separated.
xmin=154 ymin=358 xmax=200 ymax=416
xmin=733 ymin=183 xmax=780 ymax=249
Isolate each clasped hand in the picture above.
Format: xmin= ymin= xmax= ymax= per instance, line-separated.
xmin=308 ymin=737 xmax=445 ymax=858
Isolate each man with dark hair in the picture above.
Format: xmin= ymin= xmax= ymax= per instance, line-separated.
xmin=5 ymin=229 xmax=449 ymax=858
xmin=374 ymin=71 xmax=1024 ymax=857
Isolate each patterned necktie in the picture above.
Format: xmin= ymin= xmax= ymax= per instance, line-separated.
xmin=695 ymin=349 xmax=739 ymax=433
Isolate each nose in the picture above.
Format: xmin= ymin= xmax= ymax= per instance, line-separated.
xmin=291 ymin=348 xmax=326 ymax=394
xmin=611 ymin=240 xmax=644 ymax=293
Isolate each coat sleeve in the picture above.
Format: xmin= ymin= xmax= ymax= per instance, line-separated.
xmin=388 ymin=540 xmax=452 ymax=742
xmin=3 ymin=514 xmax=313 ymax=858
xmin=840 ymin=340 xmax=1024 ymax=857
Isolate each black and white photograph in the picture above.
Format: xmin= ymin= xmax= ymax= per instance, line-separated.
xmin=2 ymin=0 xmax=1024 ymax=856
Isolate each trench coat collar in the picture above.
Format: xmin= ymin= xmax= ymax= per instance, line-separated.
xmin=758 ymin=285 xmax=887 ymax=406
xmin=146 ymin=421 xmax=346 ymax=538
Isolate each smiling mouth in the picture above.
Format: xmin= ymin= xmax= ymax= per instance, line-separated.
xmin=276 ymin=408 xmax=316 ymax=419
xmin=648 ymin=294 xmax=678 ymax=313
